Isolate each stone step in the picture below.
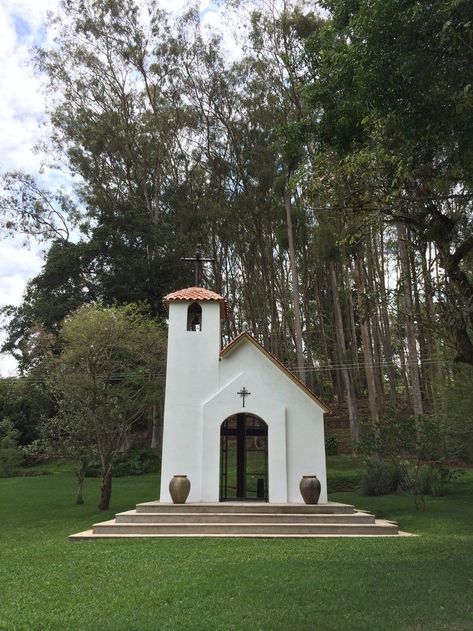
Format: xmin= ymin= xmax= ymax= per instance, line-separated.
xmin=90 ymin=519 xmax=398 ymax=536
xmin=115 ymin=510 xmax=375 ymax=525
xmin=135 ymin=501 xmax=355 ymax=515
xmin=69 ymin=501 xmax=406 ymax=539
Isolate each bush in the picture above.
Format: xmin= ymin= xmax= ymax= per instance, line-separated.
xmin=0 ymin=447 xmax=23 ymax=477
xmin=325 ymin=434 xmax=339 ymax=456
xmin=361 ymin=459 xmax=400 ymax=496
xmin=85 ymin=446 xmax=160 ymax=477
xmin=417 ymin=465 xmax=442 ymax=496
xmin=0 ymin=419 xmax=23 ymax=477
xmin=356 ymin=414 xmax=445 ymax=462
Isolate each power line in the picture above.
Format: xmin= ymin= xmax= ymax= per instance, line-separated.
xmin=0 ymin=372 xmax=165 ymax=383
xmin=0 ymin=355 xmax=454 ymax=383
xmin=289 ymin=357 xmax=452 ymax=373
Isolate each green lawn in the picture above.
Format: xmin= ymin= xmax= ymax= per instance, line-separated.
xmin=1 ymin=460 xmax=472 ymax=631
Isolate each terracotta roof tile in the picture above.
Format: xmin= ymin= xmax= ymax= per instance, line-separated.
xmin=164 ymin=287 xmax=228 ymax=318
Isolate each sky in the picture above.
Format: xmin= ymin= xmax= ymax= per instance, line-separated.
xmin=0 ymin=0 xmax=238 ymax=376
xmin=0 ymin=0 xmax=56 ymax=376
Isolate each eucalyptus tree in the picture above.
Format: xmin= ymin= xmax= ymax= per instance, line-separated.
xmin=35 ymin=0 xmax=201 ymax=312
xmin=0 ymin=172 xmax=77 ymax=243
xmin=189 ymin=1 xmax=325 ymax=383
xmin=303 ymin=0 xmax=473 ymax=367
xmin=2 ymin=0 xmax=202 ymax=367
xmin=169 ymin=6 xmax=303 ymax=363
xmin=5 ymin=0 xmax=472 ymax=454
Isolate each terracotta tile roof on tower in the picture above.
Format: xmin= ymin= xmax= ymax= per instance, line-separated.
xmin=163 ymin=287 xmax=228 ymax=318
xmin=220 ymin=331 xmax=331 ymax=413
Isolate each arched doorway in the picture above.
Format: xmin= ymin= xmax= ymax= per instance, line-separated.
xmin=219 ymin=414 xmax=268 ymax=501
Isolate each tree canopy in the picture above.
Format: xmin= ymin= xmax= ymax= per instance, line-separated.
xmin=1 ymin=0 xmax=472 ymax=459
xmin=45 ymin=303 xmax=166 ymax=509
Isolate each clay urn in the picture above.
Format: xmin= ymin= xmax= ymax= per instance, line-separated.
xmin=299 ymin=475 xmax=321 ymax=504
xmin=169 ymin=475 xmax=191 ymax=504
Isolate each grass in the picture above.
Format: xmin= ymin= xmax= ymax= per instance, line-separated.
xmin=1 ymin=458 xmax=472 ymax=631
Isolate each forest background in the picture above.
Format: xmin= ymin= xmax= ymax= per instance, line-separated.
xmin=1 ymin=0 xmax=472 ymax=465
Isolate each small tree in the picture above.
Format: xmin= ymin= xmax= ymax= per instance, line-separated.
xmin=48 ymin=304 xmax=165 ymax=510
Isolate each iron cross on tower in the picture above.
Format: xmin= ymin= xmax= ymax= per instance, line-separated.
xmin=181 ymin=244 xmax=215 ymax=286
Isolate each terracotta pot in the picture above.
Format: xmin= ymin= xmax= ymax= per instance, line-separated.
xmin=299 ymin=475 xmax=321 ymax=504
xmin=169 ymin=475 xmax=191 ymax=504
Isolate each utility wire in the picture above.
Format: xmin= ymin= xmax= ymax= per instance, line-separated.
xmin=289 ymin=357 xmax=450 ymax=373
xmin=0 ymin=356 xmax=454 ymax=382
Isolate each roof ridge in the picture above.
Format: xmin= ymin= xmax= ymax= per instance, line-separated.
xmin=220 ymin=332 xmax=331 ymax=413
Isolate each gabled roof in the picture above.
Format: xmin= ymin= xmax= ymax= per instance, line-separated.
xmin=220 ymin=332 xmax=331 ymax=413
xmin=163 ymin=287 xmax=228 ymax=318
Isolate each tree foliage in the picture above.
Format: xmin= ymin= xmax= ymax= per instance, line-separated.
xmin=0 ymin=172 xmax=77 ymax=243
xmin=0 ymin=419 xmax=23 ymax=477
xmin=1 ymin=0 xmax=472 ymax=458
xmin=46 ymin=303 xmax=166 ymax=509
xmin=303 ymin=0 xmax=473 ymax=363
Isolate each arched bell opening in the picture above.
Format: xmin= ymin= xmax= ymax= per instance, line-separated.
xmin=187 ymin=302 xmax=202 ymax=331
xmin=219 ymin=413 xmax=268 ymax=501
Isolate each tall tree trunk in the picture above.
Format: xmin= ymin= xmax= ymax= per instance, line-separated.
xmin=397 ymin=224 xmax=423 ymax=417
xmin=329 ymin=259 xmax=359 ymax=446
xmin=314 ymin=274 xmax=337 ymax=398
xmin=269 ymin=236 xmax=280 ymax=356
xmin=353 ymin=253 xmax=379 ymax=429
xmin=345 ymin=265 xmax=361 ymax=385
xmin=367 ymin=231 xmax=384 ymax=407
xmin=410 ymin=244 xmax=430 ymax=408
xmin=374 ymin=225 xmax=397 ymax=408
xmin=284 ymin=182 xmax=305 ymax=384
xmin=421 ymin=245 xmax=443 ymax=409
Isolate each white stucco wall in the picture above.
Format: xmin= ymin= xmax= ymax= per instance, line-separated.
xmin=201 ymin=375 xmax=288 ymax=502
xmin=218 ymin=340 xmax=327 ymax=503
xmin=160 ymin=299 xmax=327 ymax=504
xmin=159 ymin=300 xmax=221 ymax=502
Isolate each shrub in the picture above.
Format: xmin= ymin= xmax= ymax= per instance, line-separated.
xmin=0 ymin=447 xmax=23 ymax=477
xmin=85 ymin=446 xmax=160 ymax=477
xmin=325 ymin=434 xmax=339 ymax=456
xmin=361 ymin=459 xmax=400 ymax=496
xmin=0 ymin=419 xmax=23 ymax=477
xmin=418 ymin=465 xmax=444 ymax=496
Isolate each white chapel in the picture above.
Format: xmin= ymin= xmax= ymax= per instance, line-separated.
xmin=159 ymin=286 xmax=330 ymax=505
xmin=71 ymin=279 xmax=403 ymax=537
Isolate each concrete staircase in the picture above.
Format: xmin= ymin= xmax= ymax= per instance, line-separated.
xmin=70 ymin=501 xmax=403 ymax=539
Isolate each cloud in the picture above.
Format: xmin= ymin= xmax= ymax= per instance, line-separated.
xmin=0 ymin=355 xmax=20 ymax=377
xmin=0 ymin=2 xmax=57 ymax=171
xmin=0 ymin=236 xmax=43 ymax=376
xmin=0 ymin=1 xmax=55 ymax=376
xmin=0 ymin=238 xmax=43 ymax=292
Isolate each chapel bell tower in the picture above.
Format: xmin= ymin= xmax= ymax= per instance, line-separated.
xmin=159 ymin=246 xmax=228 ymax=503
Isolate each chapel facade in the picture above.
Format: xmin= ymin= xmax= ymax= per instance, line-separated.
xmin=159 ymin=287 xmax=329 ymax=504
